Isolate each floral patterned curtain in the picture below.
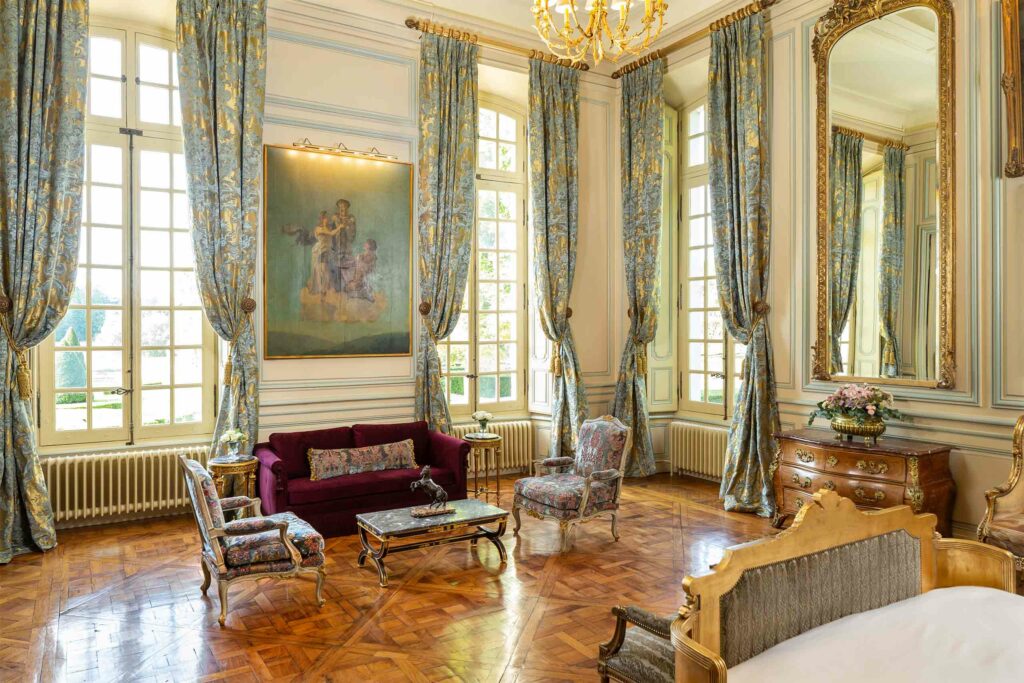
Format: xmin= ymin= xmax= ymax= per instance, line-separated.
xmin=0 ymin=0 xmax=88 ymax=563
xmin=414 ymin=34 xmax=477 ymax=433
xmin=828 ymin=129 xmax=864 ymax=374
xmin=177 ymin=0 xmax=267 ymax=455
xmin=879 ymin=144 xmax=906 ymax=378
xmin=709 ymin=12 xmax=780 ymax=516
xmin=612 ymin=59 xmax=664 ymax=478
xmin=529 ymin=59 xmax=588 ymax=457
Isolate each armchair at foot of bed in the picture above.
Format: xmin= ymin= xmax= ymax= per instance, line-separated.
xmin=978 ymin=414 xmax=1024 ymax=584
xmin=598 ymin=605 xmax=676 ymax=683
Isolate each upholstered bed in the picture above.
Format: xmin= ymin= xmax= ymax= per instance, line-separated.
xmin=599 ymin=490 xmax=1021 ymax=682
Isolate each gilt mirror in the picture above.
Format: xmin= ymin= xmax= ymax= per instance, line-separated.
xmin=812 ymin=0 xmax=955 ymax=388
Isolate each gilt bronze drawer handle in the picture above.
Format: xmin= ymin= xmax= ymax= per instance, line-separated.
xmin=791 ymin=474 xmax=812 ymax=489
xmin=796 ymin=449 xmax=815 ymax=464
xmin=853 ymin=487 xmax=885 ymax=503
xmin=856 ymin=460 xmax=889 ymax=475
xmin=823 ymin=480 xmax=836 ymax=492
xmin=795 ymin=498 xmax=805 ymax=510
xmin=826 ymin=455 xmax=838 ymax=467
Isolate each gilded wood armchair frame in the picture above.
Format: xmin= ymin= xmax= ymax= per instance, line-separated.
xmin=178 ymin=456 xmax=326 ymax=625
xmin=978 ymin=414 xmax=1024 ymax=572
xmin=1002 ymin=0 xmax=1024 ymax=177
xmin=810 ymin=0 xmax=957 ymax=389
xmin=669 ymin=490 xmax=1017 ymax=682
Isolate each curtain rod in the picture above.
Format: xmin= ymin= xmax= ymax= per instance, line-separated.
xmin=610 ymin=0 xmax=780 ymax=80
xmin=405 ymin=17 xmax=590 ymax=71
xmin=832 ymin=125 xmax=910 ymax=151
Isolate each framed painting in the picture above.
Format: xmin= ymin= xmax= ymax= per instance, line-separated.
xmin=262 ymin=144 xmax=413 ymax=358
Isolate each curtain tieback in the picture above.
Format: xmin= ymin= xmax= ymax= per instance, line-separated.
xmin=223 ymin=297 xmax=257 ymax=385
xmin=418 ymin=301 xmax=442 ymax=345
xmin=0 ymin=296 xmax=31 ymax=399
xmin=635 ymin=342 xmax=648 ymax=376
xmin=751 ymin=300 xmax=771 ymax=330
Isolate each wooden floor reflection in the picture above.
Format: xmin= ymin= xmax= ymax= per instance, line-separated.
xmin=1 ymin=473 xmax=773 ymax=682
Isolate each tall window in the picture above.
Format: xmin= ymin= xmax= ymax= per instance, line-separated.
xmin=680 ymin=102 xmax=745 ymax=418
xmin=38 ymin=26 xmax=216 ymax=447
xmin=438 ymin=97 xmax=528 ymax=417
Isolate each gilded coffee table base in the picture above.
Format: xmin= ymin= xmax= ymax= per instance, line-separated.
xmin=356 ymin=519 xmax=508 ymax=588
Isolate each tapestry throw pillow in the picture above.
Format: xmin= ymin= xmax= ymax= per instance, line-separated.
xmin=307 ymin=439 xmax=417 ymax=480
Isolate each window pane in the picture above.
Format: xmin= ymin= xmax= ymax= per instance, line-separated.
xmin=89 ymin=77 xmax=122 ymax=119
xmin=478 ymin=313 xmax=497 ymax=342
xmin=141 ymin=310 xmax=170 ymax=346
xmin=688 ymin=106 xmax=705 ymax=135
xmin=91 ymin=350 xmax=122 ymax=387
xmin=478 ymin=374 xmax=497 ymax=401
xmin=688 ymin=186 xmax=705 ymax=216
xmin=498 ymin=314 xmax=516 ymax=341
xmin=142 ymin=388 xmax=170 ymax=425
xmin=498 ymin=222 xmax=517 ymax=250
xmin=91 ymin=390 xmax=123 ymax=429
xmin=141 ymin=349 xmax=170 ymax=386
xmin=173 ymin=154 xmax=188 ymax=190
xmin=174 ymin=387 xmax=202 ymax=423
xmin=173 ymin=272 xmax=201 ymax=307
xmin=707 ymin=311 xmax=724 ymax=340
xmin=498 ymin=343 xmax=516 ymax=371
xmin=688 ymin=218 xmax=705 ymax=247
xmin=688 ymin=373 xmax=705 ymax=402
xmin=498 ymin=253 xmax=516 ymax=280
xmin=478 ymin=140 xmax=496 ymax=169
xmin=478 ymin=191 xmax=497 ymax=219
xmin=478 ymin=252 xmax=496 ymax=280
xmin=479 ymin=108 xmax=497 ymax=138
xmin=498 ymin=282 xmax=516 ymax=311
xmin=140 ymin=270 xmax=170 ymax=306
xmin=140 ymin=229 xmax=171 ymax=267
xmin=55 ymin=351 xmax=86 ymax=388
xmin=688 ymin=311 xmax=704 ymax=340
xmin=91 ymin=185 xmax=122 ymax=225
xmin=172 ymin=192 xmax=190 ymax=229
xmin=478 ymin=221 xmax=497 ymax=248
xmin=707 ymin=343 xmax=724 ymax=373
xmin=689 ymin=137 xmax=706 ymax=166
xmin=91 ymin=145 xmax=122 ymax=185
xmin=172 ymin=232 xmax=194 ymax=269
xmin=478 ymin=282 xmax=497 ymax=311
xmin=688 ymin=280 xmax=705 ymax=309
xmin=90 ymin=268 xmax=122 ymax=305
xmin=139 ymin=84 xmax=170 ymax=124
xmin=497 ymin=192 xmax=516 ymax=220
xmin=140 ymin=190 xmax=170 ymax=228
xmin=450 ymin=314 xmax=469 ymax=342
xmin=478 ymin=344 xmax=497 ymax=373
xmin=498 ymin=114 xmax=517 ymax=142
xmin=138 ymin=44 xmax=170 ymax=84
xmin=91 ymin=227 xmax=123 ymax=266
xmin=55 ymin=310 xmax=87 ymax=347
xmin=448 ymin=344 xmax=469 ymax=373
xmin=71 ymin=270 xmax=86 ymax=304
xmin=449 ymin=376 xmax=469 ymax=405
xmin=55 ymin=393 xmax=88 ymax=431
xmin=708 ymin=375 xmax=725 ymax=404
xmin=174 ymin=310 xmax=203 ymax=346
xmin=91 ymin=310 xmax=122 ymax=346
xmin=689 ymin=248 xmax=705 ymax=278
xmin=688 ymin=343 xmax=705 ymax=371
xmin=89 ymin=36 xmax=121 ymax=78
xmin=498 ymin=143 xmax=515 ymax=172
xmin=140 ymin=150 xmax=171 ymax=188
xmin=499 ymin=373 xmax=515 ymax=401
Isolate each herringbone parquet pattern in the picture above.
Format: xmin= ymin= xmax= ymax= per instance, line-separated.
xmin=0 ymin=474 xmax=773 ymax=683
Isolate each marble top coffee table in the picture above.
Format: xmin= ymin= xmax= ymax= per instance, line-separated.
xmin=355 ymin=498 xmax=508 ymax=587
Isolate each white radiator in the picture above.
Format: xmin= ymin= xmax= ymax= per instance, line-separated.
xmin=669 ymin=421 xmax=728 ymax=481
xmin=451 ymin=420 xmax=534 ymax=473
xmin=42 ymin=444 xmax=211 ymax=529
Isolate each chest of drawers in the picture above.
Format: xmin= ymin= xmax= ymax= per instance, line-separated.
xmin=771 ymin=429 xmax=956 ymax=536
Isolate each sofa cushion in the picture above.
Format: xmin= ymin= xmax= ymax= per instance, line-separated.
xmin=353 ymin=421 xmax=430 ymax=465
xmin=287 ymin=466 xmax=456 ymax=506
xmin=270 ymin=426 xmax=354 ymax=479
xmin=308 ymin=439 xmax=417 ymax=480
xmin=219 ymin=511 xmax=324 ymax=568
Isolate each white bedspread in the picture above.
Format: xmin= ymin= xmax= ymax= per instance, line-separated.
xmin=729 ymin=586 xmax=1024 ymax=683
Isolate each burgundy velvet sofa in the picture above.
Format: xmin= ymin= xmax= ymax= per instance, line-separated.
xmin=253 ymin=421 xmax=469 ymax=537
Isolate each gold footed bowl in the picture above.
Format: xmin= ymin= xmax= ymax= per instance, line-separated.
xmin=830 ymin=415 xmax=885 ymax=445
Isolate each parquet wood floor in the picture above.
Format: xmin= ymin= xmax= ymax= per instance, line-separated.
xmin=0 ymin=474 xmax=773 ymax=683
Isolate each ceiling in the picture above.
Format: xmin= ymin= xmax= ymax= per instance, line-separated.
xmin=91 ymin=0 xmax=175 ymax=28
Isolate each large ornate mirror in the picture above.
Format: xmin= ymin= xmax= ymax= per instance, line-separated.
xmin=812 ymin=0 xmax=955 ymax=388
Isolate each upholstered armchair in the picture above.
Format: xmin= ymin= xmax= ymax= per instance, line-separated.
xmin=512 ymin=415 xmax=631 ymax=552
xmin=597 ymin=605 xmax=675 ymax=683
xmin=978 ymin=414 xmax=1024 ymax=578
xmin=178 ymin=456 xmax=327 ymax=624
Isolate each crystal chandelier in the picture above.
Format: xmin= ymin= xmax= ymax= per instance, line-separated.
xmin=532 ymin=0 xmax=669 ymax=65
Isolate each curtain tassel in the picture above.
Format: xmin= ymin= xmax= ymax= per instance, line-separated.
xmin=223 ymin=297 xmax=257 ymax=387
xmin=0 ymin=297 xmax=31 ymax=399
xmin=635 ymin=345 xmax=648 ymax=376
xmin=550 ymin=340 xmax=563 ymax=376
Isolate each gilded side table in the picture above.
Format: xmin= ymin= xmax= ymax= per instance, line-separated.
xmin=463 ymin=433 xmax=503 ymax=503
xmin=208 ymin=455 xmax=258 ymax=518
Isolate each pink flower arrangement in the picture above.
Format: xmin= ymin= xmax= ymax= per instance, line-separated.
xmin=808 ymin=383 xmax=906 ymax=425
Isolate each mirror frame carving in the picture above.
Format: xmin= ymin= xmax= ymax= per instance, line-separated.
xmin=1002 ymin=0 xmax=1024 ymax=177
xmin=811 ymin=0 xmax=956 ymax=389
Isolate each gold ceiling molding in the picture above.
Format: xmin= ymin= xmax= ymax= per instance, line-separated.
xmin=831 ymin=124 xmax=910 ymax=151
xmin=404 ymin=17 xmax=590 ymax=71
xmin=610 ymin=0 xmax=779 ymax=80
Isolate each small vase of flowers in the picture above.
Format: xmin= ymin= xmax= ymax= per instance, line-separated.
xmin=471 ymin=410 xmax=493 ymax=434
xmin=219 ymin=428 xmax=248 ymax=460
xmin=808 ymin=384 xmax=907 ymax=445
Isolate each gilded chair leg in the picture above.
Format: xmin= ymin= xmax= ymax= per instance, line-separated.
xmin=559 ymin=522 xmax=573 ymax=553
xmin=200 ymin=560 xmax=211 ymax=594
xmin=315 ymin=568 xmax=326 ymax=607
xmin=512 ymin=506 xmax=522 ymax=535
xmin=611 ymin=512 xmax=619 ymax=541
xmin=217 ymin=580 xmax=229 ymax=625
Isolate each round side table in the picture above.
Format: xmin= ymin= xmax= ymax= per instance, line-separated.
xmin=463 ymin=433 xmax=503 ymax=503
xmin=208 ymin=455 xmax=258 ymax=517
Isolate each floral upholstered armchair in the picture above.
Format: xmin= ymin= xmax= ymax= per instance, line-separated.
xmin=597 ymin=605 xmax=675 ymax=683
xmin=978 ymin=414 xmax=1024 ymax=580
xmin=512 ymin=415 xmax=631 ymax=552
xmin=178 ymin=456 xmax=327 ymax=624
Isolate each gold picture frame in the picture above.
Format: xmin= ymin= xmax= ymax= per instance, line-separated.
xmin=811 ymin=0 xmax=957 ymax=389
xmin=1002 ymin=0 xmax=1024 ymax=177
xmin=261 ymin=144 xmax=414 ymax=360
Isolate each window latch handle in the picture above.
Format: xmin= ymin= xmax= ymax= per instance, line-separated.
xmin=111 ymin=387 xmax=132 ymax=395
